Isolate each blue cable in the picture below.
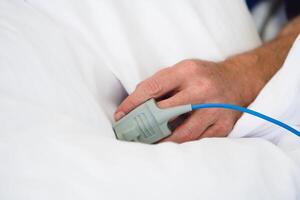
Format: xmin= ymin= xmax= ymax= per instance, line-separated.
xmin=191 ymin=103 xmax=300 ymax=137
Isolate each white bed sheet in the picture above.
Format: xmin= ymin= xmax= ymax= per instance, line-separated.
xmin=0 ymin=0 xmax=299 ymax=199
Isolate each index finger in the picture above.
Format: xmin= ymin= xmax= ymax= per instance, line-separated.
xmin=114 ymin=67 xmax=180 ymax=120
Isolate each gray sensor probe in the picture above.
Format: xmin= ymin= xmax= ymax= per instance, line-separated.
xmin=113 ymin=99 xmax=192 ymax=144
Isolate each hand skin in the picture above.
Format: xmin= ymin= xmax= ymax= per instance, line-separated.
xmin=115 ymin=16 xmax=300 ymax=143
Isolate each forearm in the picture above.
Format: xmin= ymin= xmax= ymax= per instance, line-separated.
xmin=222 ymin=16 xmax=300 ymax=106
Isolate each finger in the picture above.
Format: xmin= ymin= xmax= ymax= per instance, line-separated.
xmin=199 ymin=120 xmax=233 ymax=139
xmin=157 ymin=85 xmax=208 ymax=109
xmin=115 ymin=67 xmax=181 ymax=120
xmin=161 ymin=109 xmax=217 ymax=143
xmin=157 ymin=90 xmax=191 ymax=109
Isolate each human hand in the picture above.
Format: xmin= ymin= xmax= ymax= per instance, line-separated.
xmin=114 ymin=59 xmax=264 ymax=143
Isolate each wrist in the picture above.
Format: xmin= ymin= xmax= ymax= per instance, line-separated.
xmin=219 ymin=52 xmax=266 ymax=107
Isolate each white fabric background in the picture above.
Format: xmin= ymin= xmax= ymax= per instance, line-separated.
xmin=0 ymin=0 xmax=299 ymax=199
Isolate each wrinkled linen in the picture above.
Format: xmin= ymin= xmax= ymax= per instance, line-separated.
xmin=0 ymin=0 xmax=299 ymax=199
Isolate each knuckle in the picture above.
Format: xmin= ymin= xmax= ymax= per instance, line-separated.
xmin=124 ymin=97 xmax=137 ymax=110
xmin=217 ymin=121 xmax=233 ymax=135
xmin=183 ymin=125 xmax=194 ymax=136
xmin=188 ymin=62 xmax=200 ymax=73
xmin=181 ymin=123 xmax=199 ymax=141
xmin=139 ymin=78 xmax=162 ymax=97
xmin=187 ymin=60 xmax=200 ymax=73
xmin=182 ymin=59 xmax=198 ymax=67
xmin=177 ymin=60 xmax=200 ymax=74
xmin=135 ymin=82 xmax=143 ymax=90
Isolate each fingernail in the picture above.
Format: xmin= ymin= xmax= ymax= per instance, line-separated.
xmin=114 ymin=111 xmax=125 ymax=121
